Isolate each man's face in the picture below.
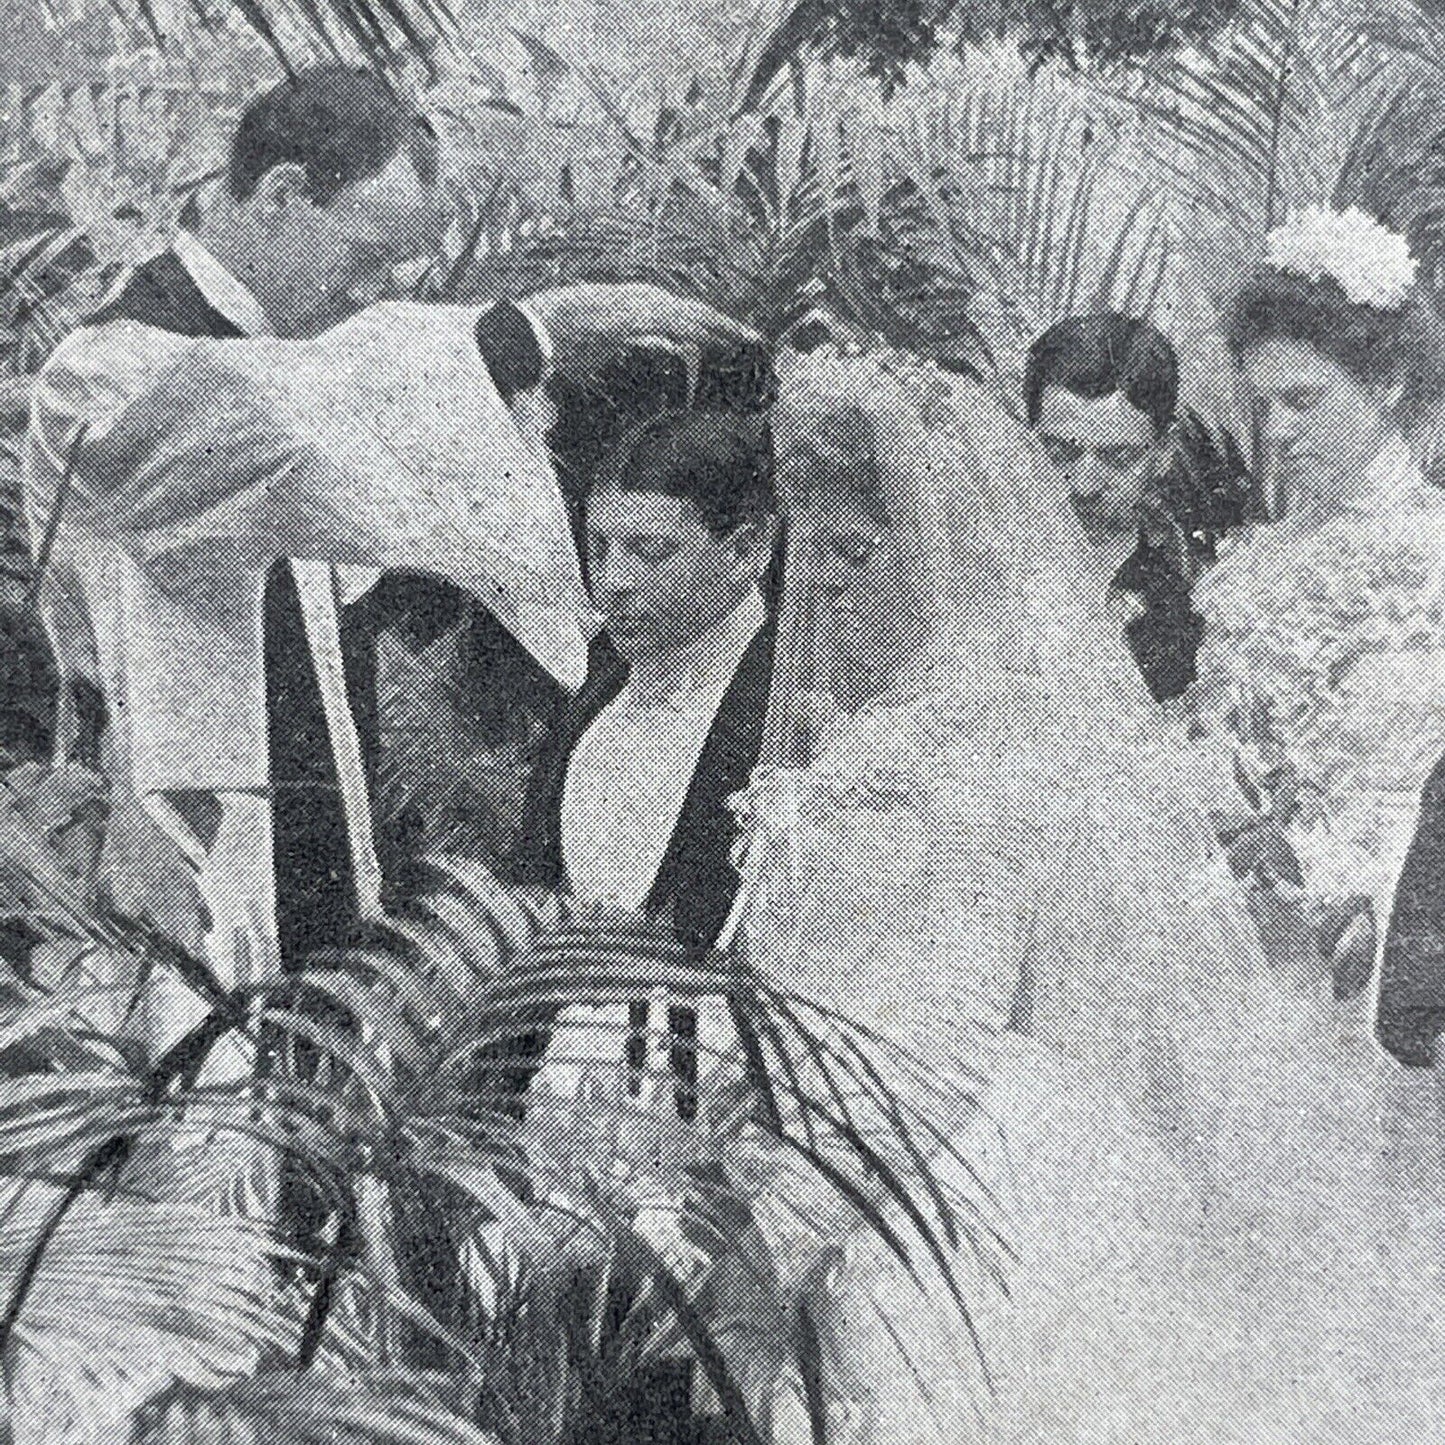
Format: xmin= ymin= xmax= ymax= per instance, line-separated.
xmin=585 ymin=487 xmax=760 ymax=664
xmin=1035 ymin=386 xmax=1158 ymax=542
xmin=248 ymin=147 xmax=449 ymax=336
xmin=1240 ymin=337 xmax=1391 ymax=520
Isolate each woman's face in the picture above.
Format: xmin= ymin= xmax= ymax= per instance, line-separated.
xmin=1240 ymin=337 xmax=1395 ymax=519
xmin=800 ymin=491 xmax=932 ymax=713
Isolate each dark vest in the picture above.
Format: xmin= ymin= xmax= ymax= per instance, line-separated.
xmin=89 ymin=252 xmax=369 ymax=967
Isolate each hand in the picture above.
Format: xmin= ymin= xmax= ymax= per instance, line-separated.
xmin=522 ymin=283 xmax=771 ymax=405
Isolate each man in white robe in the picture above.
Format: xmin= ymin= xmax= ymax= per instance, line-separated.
xmin=19 ymin=62 xmax=594 ymax=1057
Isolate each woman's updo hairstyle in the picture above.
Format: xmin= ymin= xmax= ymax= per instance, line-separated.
xmin=1221 ymin=208 xmax=1445 ymax=425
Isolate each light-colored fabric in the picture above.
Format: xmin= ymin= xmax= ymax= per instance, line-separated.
xmin=291 ymin=557 xmax=383 ymax=920
xmin=168 ymin=244 xmax=383 ymax=939
xmin=28 ymin=301 xmax=592 ymax=785
xmin=123 ymin=244 xmax=291 ymax=1012
xmin=25 ymin=300 xmax=591 ymax=1051
xmin=562 ymin=586 xmax=765 ymax=909
xmin=171 ymin=231 xmax=271 ymax=337
xmin=760 ymin=351 xmax=1152 ymax=770
xmin=740 ymin=352 xmax=1445 ymax=1442
xmin=1187 ymin=429 xmax=1445 ymax=916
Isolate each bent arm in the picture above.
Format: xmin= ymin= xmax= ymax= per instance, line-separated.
xmin=31 ymin=306 xmax=591 ymax=686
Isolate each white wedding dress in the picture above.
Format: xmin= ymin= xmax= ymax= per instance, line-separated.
xmin=740 ymin=353 xmax=1445 ymax=1444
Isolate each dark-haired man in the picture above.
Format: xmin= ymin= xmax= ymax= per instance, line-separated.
xmin=509 ymin=399 xmax=778 ymax=1127
xmin=1025 ymin=312 xmax=1258 ymax=701
xmin=28 ymin=61 xmax=781 ymax=1068
xmin=96 ymin=61 xmax=446 ymax=342
xmin=33 ymin=72 xmax=756 ymax=1038
xmin=515 ymin=405 xmax=778 ymax=976
xmin=371 ymin=293 xmax=785 ymax=880
xmin=503 ymin=401 xmax=777 ymax=1445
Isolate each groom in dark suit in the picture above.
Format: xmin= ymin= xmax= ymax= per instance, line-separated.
xmin=502 ymin=354 xmax=777 ymax=1445
xmin=510 ymin=392 xmax=779 ymax=1116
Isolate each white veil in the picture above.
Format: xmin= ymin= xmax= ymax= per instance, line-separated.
xmin=741 ymin=347 xmax=1269 ymax=1155
xmin=759 ymin=348 xmax=1152 ymax=769
xmin=742 ymin=350 xmax=1285 ymax=1443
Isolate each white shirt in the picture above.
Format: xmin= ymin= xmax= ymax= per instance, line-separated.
xmin=166 ymin=240 xmax=383 ymax=920
xmin=539 ymin=588 xmax=764 ymax=1108
xmin=561 ymin=587 xmax=766 ymax=909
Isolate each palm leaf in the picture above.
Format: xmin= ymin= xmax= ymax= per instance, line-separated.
xmin=131 ymin=1372 xmax=496 ymax=1445
xmin=1116 ymin=0 xmax=1384 ymax=244
xmin=0 ymin=790 xmax=1004 ymax=1443
xmin=2 ymin=1193 xmax=294 ymax=1433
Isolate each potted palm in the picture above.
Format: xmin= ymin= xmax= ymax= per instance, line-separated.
xmin=0 ymin=777 xmax=996 ymax=1444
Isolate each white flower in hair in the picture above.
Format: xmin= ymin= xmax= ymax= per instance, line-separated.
xmin=1264 ymin=205 xmax=1418 ymax=310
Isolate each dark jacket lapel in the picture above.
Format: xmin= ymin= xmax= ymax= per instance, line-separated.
xmin=1378 ymin=753 xmax=1445 ymax=1065
xmin=510 ymin=632 xmax=628 ymax=891
xmin=89 ymin=251 xmax=244 ymax=339
xmin=646 ymin=618 xmax=777 ymax=952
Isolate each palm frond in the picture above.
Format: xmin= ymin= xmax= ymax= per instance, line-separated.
xmin=0 ymin=746 xmax=1004 ymax=1444
xmin=1116 ymin=0 xmax=1385 ymax=246
xmin=1333 ymin=68 xmax=1445 ymax=304
xmin=2 ymin=1192 xmax=294 ymax=1431
xmin=130 ymin=1372 xmax=496 ymax=1445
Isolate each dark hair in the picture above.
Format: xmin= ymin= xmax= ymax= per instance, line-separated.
xmin=549 ymin=335 xmax=776 ymax=514
xmin=227 ymin=63 xmax=439 ymax=206
xmin=593 ymin=408 xmax=778 ymax=537
xmin=1024 ymin=313 xmax=1179 ymax=435
xmin=1222 ymin=266 xmax=1444 ymax=419
xmin=775 ymin=399 xmax=891 ymax=526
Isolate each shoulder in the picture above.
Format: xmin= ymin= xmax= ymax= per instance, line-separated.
xmin=29 ymin=318 xmax=188 ymax=443
xmin=34 ymin=313 xmax=197 ymax=410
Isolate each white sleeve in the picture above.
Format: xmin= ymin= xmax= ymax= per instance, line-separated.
xmin=48 ymin=303 xmax=591 ymax=688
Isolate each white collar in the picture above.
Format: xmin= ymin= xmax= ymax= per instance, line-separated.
xmin=510 ymin=296 xmax=554 ymax=373
xmin=172 ymin=230 xmax=271 ymax=337
xmin=623 ymin=586 xmax=767 ymax=707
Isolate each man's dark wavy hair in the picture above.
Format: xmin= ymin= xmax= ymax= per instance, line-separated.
xmin=1024 ymin=312 xmax=1179 ymax=436
xmin=594 ymin=408 xmax=778 ymax=538
xmin=227 ymin=62 xmax=439 ymax=206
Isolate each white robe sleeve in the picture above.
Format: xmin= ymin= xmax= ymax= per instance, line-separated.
xmin=36 ymin=303 xmax=591 ymax=690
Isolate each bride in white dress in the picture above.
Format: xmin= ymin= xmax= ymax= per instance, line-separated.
xmin=735 ymin=347 xmax=1445 ymax=1442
